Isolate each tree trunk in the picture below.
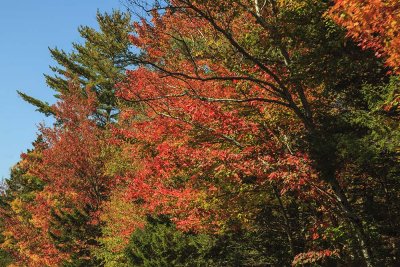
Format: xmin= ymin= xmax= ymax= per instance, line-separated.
xmin=272 ymin=185 xmax=296 ymax=256
xmin=306 ymin=125 xmax=375 ymax=267
xmin=329 ymin=178 xmax=375 ymax=267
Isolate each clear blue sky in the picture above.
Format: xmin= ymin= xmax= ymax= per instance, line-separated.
xmin=0 ymin=0 xmax=126 ymax=180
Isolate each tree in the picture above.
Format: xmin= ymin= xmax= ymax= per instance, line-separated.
xmin=0 ymin=136 xmax=65 ymax=266
xmin=18 ymin=10 xmax=135 ymax=125
xmin=95 ymin=186 xmax=146 ymax=267
xmin=1 ymin=84 xmax=114 ymax=266
xmin=119 ymin=0 xmax=394 ymax=265
xmin=0 ymin=183 xmax=12 ymax=267
xmin=2 ymin=1 xmax=399 ymax=266
xmin=125 ymin=215 xmax=214 ymax=267
xmin=1 ymin=10 xmax=136 ymax=266
xmin=49 ymin=206 xmax=102 ymax=267
xmin=30 ymin=85 xmax=113 ymax=265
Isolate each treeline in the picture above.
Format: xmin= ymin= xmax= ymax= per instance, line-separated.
xmin=1 ymin=1 xmax=399 ymax=266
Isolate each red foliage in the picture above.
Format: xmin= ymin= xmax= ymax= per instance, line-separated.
xmin=37 ymin=86 xmax=110 ymax=208
xmin=116 ymin=64 xmax=327 ymax=232
xmin=0 ymin=138 xmax=68 ymax=266
xmin=2 ymin=85 xmax=114 ymax=265
xmin=292 ymin=249 xmax=339 ymax=266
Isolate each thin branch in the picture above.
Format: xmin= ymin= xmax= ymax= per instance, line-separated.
xmin=179 ymin=0 xmax=288 ymax=91
xmin=193 ymin=95 xmax=291 ymax=107
xmin=157 ymin=111 xmax=244 ymax=149
xmin=121 ymin=92 xmax=188 ymax=103
xmin=138 ymin=59 xmax=285 ymax=97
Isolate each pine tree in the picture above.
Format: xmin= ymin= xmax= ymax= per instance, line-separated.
xmin=4 ymin=135 xmax=46 ymax=202
xmin=18 ymin=10 xmax=135 ymax=125
xmin=125 ymin=216 xmax=214 ymax=267
xmin=49 ymin=206 xmax=102 ymax=267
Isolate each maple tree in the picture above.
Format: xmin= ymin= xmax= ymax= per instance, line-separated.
xmin=0 ymin=12 xmax=134 ymax=266
xmin=2 ymin=83 xmax=115 ymax=266
xmin=118 ymin=0 xmax=394 ymax=265
xmin=0 ymin=136 xmax=63 ymax=266
xmin=31 ymin=86 xmax=115 ymax=266
xmin=95 ymin=187 xmax=145 ymax=266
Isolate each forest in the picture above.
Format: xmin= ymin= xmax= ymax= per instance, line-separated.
xmin=0 ymin=0 xmax=399 ymax=266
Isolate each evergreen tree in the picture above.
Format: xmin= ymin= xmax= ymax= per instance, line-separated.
xmin=125 ymin=216 xmax=214 ymax=267
xmin=4 ymin=136 xmax=46 ymax=202
xmin=18 ymin=10 xmax=135 ymax=125
xmin=49 ymin=206 xmax=102 ymax=267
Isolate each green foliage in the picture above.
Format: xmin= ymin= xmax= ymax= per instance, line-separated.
xmin=125 ymin=216 xmax=214 ymax=267
xmin=2 ymin=136 xmax=46 ymax=211
xmin=0 ymin=249 xmax=12 ymax=267
xmin=124 ymin=214 xmax=297 ymax=267
xmin=5 ymin=164 xmax=44 ymax=203
xmin=208 ymin=227 xmax=292 ymax=266
xmin=334 ymin=77 xmax=400 ymax=265
xmin=17 ymin=90 xmax=55 ymax=116
xmin=49 ymin=206 xmax=102 ymax=267
xmin=19 ymin=10 xmax=135 ymax=125
xmin=94 ymin=189 xmax=145 ymax=267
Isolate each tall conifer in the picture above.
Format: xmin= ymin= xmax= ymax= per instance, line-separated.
xmin=18 ymin=10 xmax=134 ymax=125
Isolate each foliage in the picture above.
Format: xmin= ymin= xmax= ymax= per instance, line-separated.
xmin=329 ymin=0 xmax=400 ymax=73
xmin=1 ymin=1 xmax=399 ymax=267
xmin=125 ymin=216 xmax=214 ymax=267
xmin=19 ymin=10 xmax=135 ymax=125
xmin=0 ymin=190 xmax=12 ymax=267
xmin=94 ymin=188 xmax=145 ymax=267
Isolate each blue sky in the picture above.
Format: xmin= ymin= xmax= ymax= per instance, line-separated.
xmin=0 ymin=0 xmax=126 ymax=180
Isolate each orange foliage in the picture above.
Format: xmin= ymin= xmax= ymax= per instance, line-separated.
xmin=329 ymin=0 xmax=400 ymax=72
